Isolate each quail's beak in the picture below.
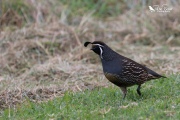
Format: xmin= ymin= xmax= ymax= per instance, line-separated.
xmin=90 ymin=46 xmax=94 ymax=50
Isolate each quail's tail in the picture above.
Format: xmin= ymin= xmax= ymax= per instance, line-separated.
xmin=145 ymin=66 xmax=166 ymax=79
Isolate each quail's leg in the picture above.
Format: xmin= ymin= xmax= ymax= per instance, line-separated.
xmin=137 ymin=85 xmax=141 ymax=96
xmin=120 ymin=87 xmax=127 ymax=99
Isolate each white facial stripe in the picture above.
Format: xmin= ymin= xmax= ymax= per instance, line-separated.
xmin=99 ymin=46 xmax=103 ymax=59
xmin=93 ymin=44 xmax=104 ymax=47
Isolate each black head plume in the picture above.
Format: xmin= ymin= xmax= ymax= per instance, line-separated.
xmin=84 ymin=42 xmax=91 ymax=47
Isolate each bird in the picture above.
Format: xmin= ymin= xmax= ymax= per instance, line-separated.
xmin=84 ymin=41 xmax=165 ymax=99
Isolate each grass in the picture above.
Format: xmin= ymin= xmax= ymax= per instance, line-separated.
xmin=1 ymin=0 xmax=127 ymax=27
xmin=60 ymin=0 xmax=127 ymax=18
xmin=1 ymin=75 xmax=179 ymax=120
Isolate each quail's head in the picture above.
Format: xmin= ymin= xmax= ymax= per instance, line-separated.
xmin=84 ymin=41 xmax=106 ymax=59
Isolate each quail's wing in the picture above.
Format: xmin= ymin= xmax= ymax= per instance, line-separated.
xmin=120 ymin=59 xmax=148 ymax=84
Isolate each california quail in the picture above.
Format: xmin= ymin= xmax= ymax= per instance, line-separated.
xmin=84 ymin=41 xmax=165 ymax=99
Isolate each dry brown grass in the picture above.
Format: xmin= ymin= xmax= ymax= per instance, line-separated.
xmin=0 ymin=1 xmax=180 ymax=109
